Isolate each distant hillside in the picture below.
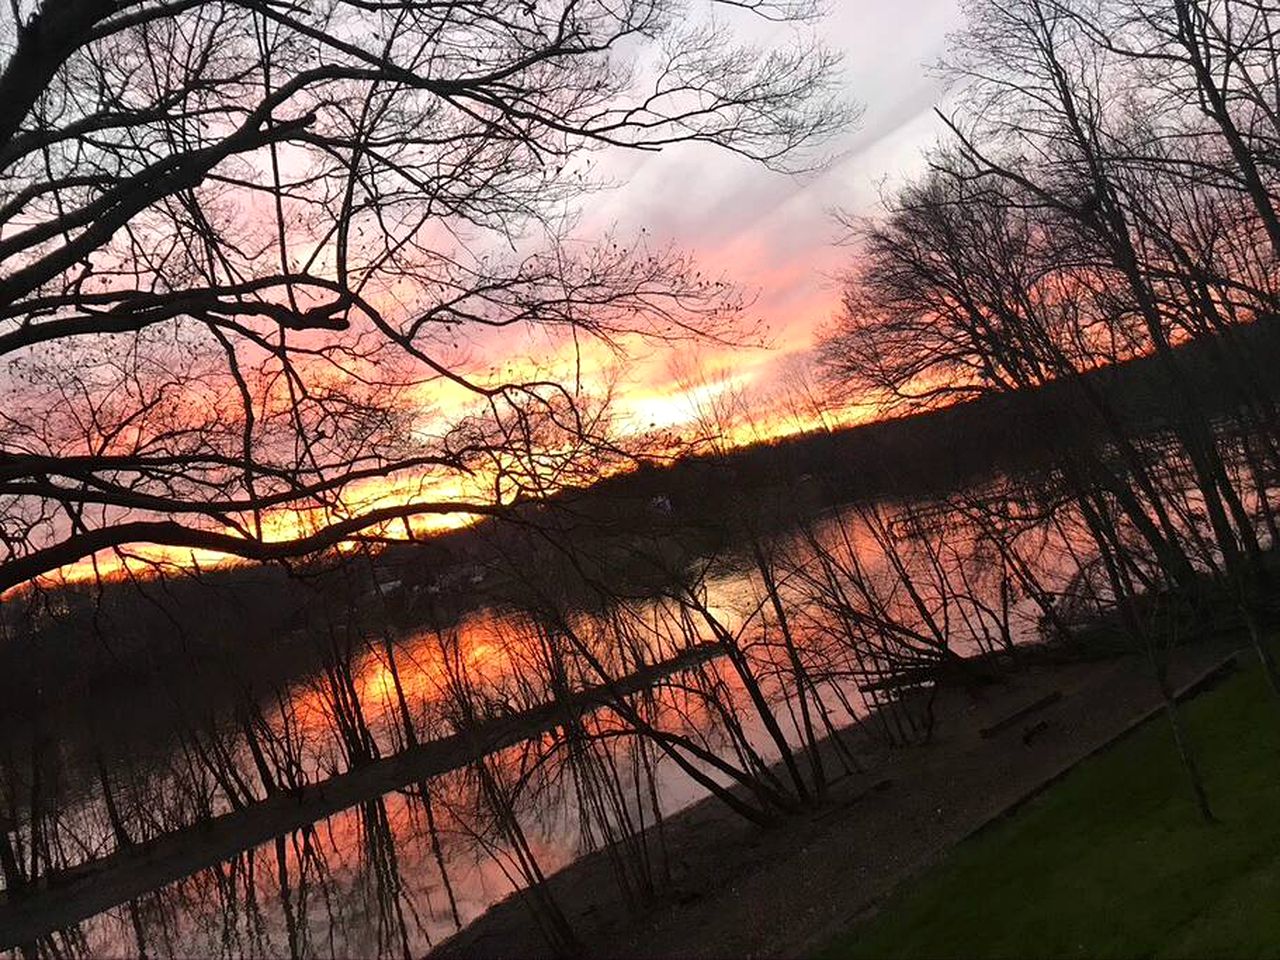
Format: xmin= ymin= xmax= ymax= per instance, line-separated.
xmin=389 ymin=315 xmax=1280 ymax=568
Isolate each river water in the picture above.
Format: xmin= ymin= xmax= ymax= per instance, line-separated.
xmin=0 ymin=494 xmax=1102 ymax=957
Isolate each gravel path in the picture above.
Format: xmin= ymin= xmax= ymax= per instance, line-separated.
xmin=432 ymin=644 xmax=1242 ymax=960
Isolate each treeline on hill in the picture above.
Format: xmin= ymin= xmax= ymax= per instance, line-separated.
xmin=5 ymin=315 xmax=1276 ymax=738
xmin=554 ymin=315 xmax=1280 ymax=535
xmin=378 ymin=312 xmax=1280 ymax=595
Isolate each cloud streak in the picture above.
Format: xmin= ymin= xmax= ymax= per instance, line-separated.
xmin=560 ymin=0 xmax=963 ymax=432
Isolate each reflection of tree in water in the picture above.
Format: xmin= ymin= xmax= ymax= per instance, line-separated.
xmin=5 ymin=452 xmax=1280 ymax=957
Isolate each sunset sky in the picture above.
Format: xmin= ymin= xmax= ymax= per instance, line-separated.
xmin=8 ymin=0 xmax=969 ymax=589
xmin=562 ymin=0 xmax=964 ymax=436
xmin=384 ymin=0 xmax=969 ymax=523
xmin=348 ymin=0 xmax=969 ymax=515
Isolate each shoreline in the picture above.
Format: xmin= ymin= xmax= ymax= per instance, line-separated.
xmin=431 ymin=643 xmax=1241 ymax=959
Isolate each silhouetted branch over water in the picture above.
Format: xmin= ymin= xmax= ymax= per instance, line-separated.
xmin=0 ymin=642 xmax=719 ymax=949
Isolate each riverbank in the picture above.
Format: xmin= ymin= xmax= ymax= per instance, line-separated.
xmin=819 ymin=658 xmax=1280 ymax=958
xmin=431 ymin=643 xmax=1242 ymax=959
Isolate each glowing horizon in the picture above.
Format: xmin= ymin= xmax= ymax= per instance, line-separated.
xmin=20 ymin=334 xmax=880 ymax=595
xmin=1 ymin=0 xmax=962 ymax=596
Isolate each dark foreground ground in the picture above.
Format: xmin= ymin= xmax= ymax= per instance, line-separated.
xmin=432 ymin=643 xmax=1243 ymax=960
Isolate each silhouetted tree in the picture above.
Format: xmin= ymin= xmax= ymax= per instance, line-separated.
xmin=0 ymin=0 xmax=848 ymax=595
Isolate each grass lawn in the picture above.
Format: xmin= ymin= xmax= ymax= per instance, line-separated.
xmin=818 ymin=660 xmax=1280 ymax=959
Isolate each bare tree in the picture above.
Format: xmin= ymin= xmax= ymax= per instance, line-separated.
xmin=0 ymin=0 xmax=850 ymax=595
xmin=820 ymin=0 xmax=1280 ymax=818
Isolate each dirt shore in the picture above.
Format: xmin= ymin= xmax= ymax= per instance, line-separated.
xmin=431 ymin=643 xmax=1241 ymax=960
